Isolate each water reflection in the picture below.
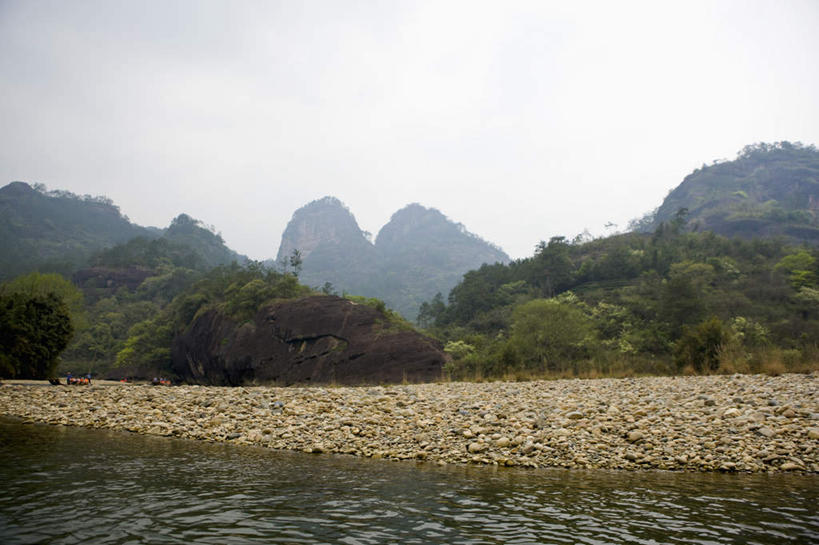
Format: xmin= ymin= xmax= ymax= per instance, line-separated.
xmin=1 ymin=417 xmax=817 ymax=544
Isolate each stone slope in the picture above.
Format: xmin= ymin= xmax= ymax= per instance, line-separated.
xmin=171 ymin=295 xmax=446 ymax=385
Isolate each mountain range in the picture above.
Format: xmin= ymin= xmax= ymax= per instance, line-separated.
xmin=274 ymin=197 xmax=509 ymax=318
xmin=1 ymin=140 xmax=817 ymax=319
xmin=0 ymin=181 xmax=245 ymax=280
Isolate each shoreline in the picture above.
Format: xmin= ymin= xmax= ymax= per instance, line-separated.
xmin=1 ymin=374 xmax=817 ymax=473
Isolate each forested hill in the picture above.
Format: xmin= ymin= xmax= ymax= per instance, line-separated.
xmin=0 ymin=182 xmax=246 ymax=280
xmin=375 ymin=204 xmax=509 ymax=318
xmin=275 ymin=197 xmax=509 ymax=319
xmin=0 ymin=181 xmax=153 ymax=279
xmin=640 ymin=142 xmax=819 ymax=243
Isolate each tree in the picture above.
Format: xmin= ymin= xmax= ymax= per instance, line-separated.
xmin=1 ymin=272 xmax=85 ymax=329
xmin=530 ymin=237 xmax=575 ymax=297
xmin=0 ymin=292 xmax=74 ymax=378
xmin=674 ymin=316 xmax=731 ymax=373
xmin=509 ymin=298 xmax=595 ymax=373
xmin=417 ymin=292 xmax=445 ymax=328
xmin=775 ymin=250 xmax=816 ymax=290
xmin=289 ymin=249 xmax=303 ymax=277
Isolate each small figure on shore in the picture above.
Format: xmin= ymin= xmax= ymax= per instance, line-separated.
xmin=86 ymin=373 xmax=92 ymax=385
xmin=66 ymin=372 xmax=72 ymax=385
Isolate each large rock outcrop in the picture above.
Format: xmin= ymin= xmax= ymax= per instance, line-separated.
xmin=171 ymin=295 xmax=447 ymax=385
xmin=274 ymin=197 xmax=509 ymax=319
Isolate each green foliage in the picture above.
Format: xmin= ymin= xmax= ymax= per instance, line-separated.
xmin=508 ymin=298 xmax=596 ymax=373
xmin=91 ymin=237 xmax=204 ymax=270
xmin=775 ymin=250 xmax=817 ymax=289
xmin=674 ymin=316 xmax=733 ymax=373
xmin=0 ymin=272 xmax=85 ymax=329
xmin=417 ymin=292 xmax=446 ymax=328
xmin=163 ymin=214 xmax=246 ymax=268
xmin=443 ymin=340 xmax=475 ymax=360
xmin=0 ymin=292 xmax=73 ymax=378
xmin=649 ymin=141 xmax=819 ymax=244
xmin=0 ymin=182 xmax=150 ymax=280
xmin=421 ymin=224 xmax=819 ymax=378
xmin=113 ymin=263 xmax=314 ymax=374
xmin=345 ymin=294 xmax=416 ymax=332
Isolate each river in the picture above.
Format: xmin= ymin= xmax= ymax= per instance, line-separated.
xmin=1 ymin=417 xmax=817 ymax=544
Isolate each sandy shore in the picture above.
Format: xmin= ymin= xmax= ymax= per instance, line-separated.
xmin=1 ymin=374 xmax=817 ymax=472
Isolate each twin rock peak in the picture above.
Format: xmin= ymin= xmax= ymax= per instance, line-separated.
xmin=276 ymin=197 xmax=509 ymax=319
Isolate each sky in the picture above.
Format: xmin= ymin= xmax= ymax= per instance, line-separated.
xmin=1 ymin=0 xmax=818 ymax=260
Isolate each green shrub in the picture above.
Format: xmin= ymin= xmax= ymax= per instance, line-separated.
xmin=674 ymin=316 xmax=732 ymax=373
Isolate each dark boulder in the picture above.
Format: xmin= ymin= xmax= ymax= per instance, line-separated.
xmin=171 ymin=295 xmax=446 ymax=385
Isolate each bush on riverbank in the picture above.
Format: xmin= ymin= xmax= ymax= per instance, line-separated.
xmin=0 ymin=289 xmax=74 ymax=379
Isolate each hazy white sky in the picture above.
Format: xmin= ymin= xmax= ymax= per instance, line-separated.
xmin=1 ymin=0 xmax=817 ymax=259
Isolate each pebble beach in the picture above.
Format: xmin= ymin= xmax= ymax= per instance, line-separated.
xmin=2 ymin=373 xmax=817 ymax=473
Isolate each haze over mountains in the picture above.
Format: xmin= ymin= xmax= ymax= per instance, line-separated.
xmin=0 ymin=181 xmax=245 ymax=280
xmin=1 ymin=140 xmax=817 ymax=320
xmin=1 ymin=141 xmax=818 ymax=380
xmin=275 ymin=197 xmax=509 ymax=318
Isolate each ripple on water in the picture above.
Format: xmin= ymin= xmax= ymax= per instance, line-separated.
xmin=1 ymin=418 xmax=818 ymax=545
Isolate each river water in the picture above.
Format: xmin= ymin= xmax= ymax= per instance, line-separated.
xmin=0 ymin=417 xmax=817 ymax=545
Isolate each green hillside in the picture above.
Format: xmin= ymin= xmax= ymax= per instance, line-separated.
xmin=0 ymin=181 xmax=249 ymax=374
xmin=644 ymin=142 xmax=819 ymax=242
xmin=420 ymin=229 xmax=818 ymax=378
xmin=0 ymin=182 xmax=152 ymax=279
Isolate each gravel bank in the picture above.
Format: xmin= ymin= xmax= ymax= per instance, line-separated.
xmin=2 ymin=374 xmax=817 ymax=472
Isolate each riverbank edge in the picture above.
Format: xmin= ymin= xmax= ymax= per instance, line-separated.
xmin=1 ymin=373 xmax=817 ymax=474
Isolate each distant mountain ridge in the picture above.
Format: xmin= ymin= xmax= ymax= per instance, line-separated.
xmin=0 ymin=181 xmax=246 ymax=280
xmin=275 ymin=197 xmax=509 ymax=319
xmin=640 ymin=142 xmax=819 ymax=243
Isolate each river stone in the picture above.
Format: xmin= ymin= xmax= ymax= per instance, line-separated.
xmin=566 ymin=411 xmax=584 ymax=420
xmin=723 ymin=408 xmax=741 ymax=418
xmin=2 ymin=373 xmax=817 ymax=474
xmin=468 ymin=442 xmax=486 ymax=454
xmin=756 ymin=427 xmax=775 ymax=438
xmin=627 ymin=431 xmax=645 ymax=443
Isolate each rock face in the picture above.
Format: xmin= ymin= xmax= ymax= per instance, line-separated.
xmin=171 ymin=295 xmax=446 ymax=385
xmin=645 ymin=142 xmax=819 ymax=244
xmin=275 ymin=197 xmax=379 ymax=299
xmin=274 ymin=197 xmax=509 ymax=319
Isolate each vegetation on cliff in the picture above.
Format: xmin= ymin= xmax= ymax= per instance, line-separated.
xmin=635 ymin=142 xmax=819 ymax=243
xmin=113 ymin=263 xmax=313 ymax=376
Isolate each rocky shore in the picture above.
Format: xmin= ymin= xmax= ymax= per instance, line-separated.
xmin=1 ymin=374 xmax=817 ymax=473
